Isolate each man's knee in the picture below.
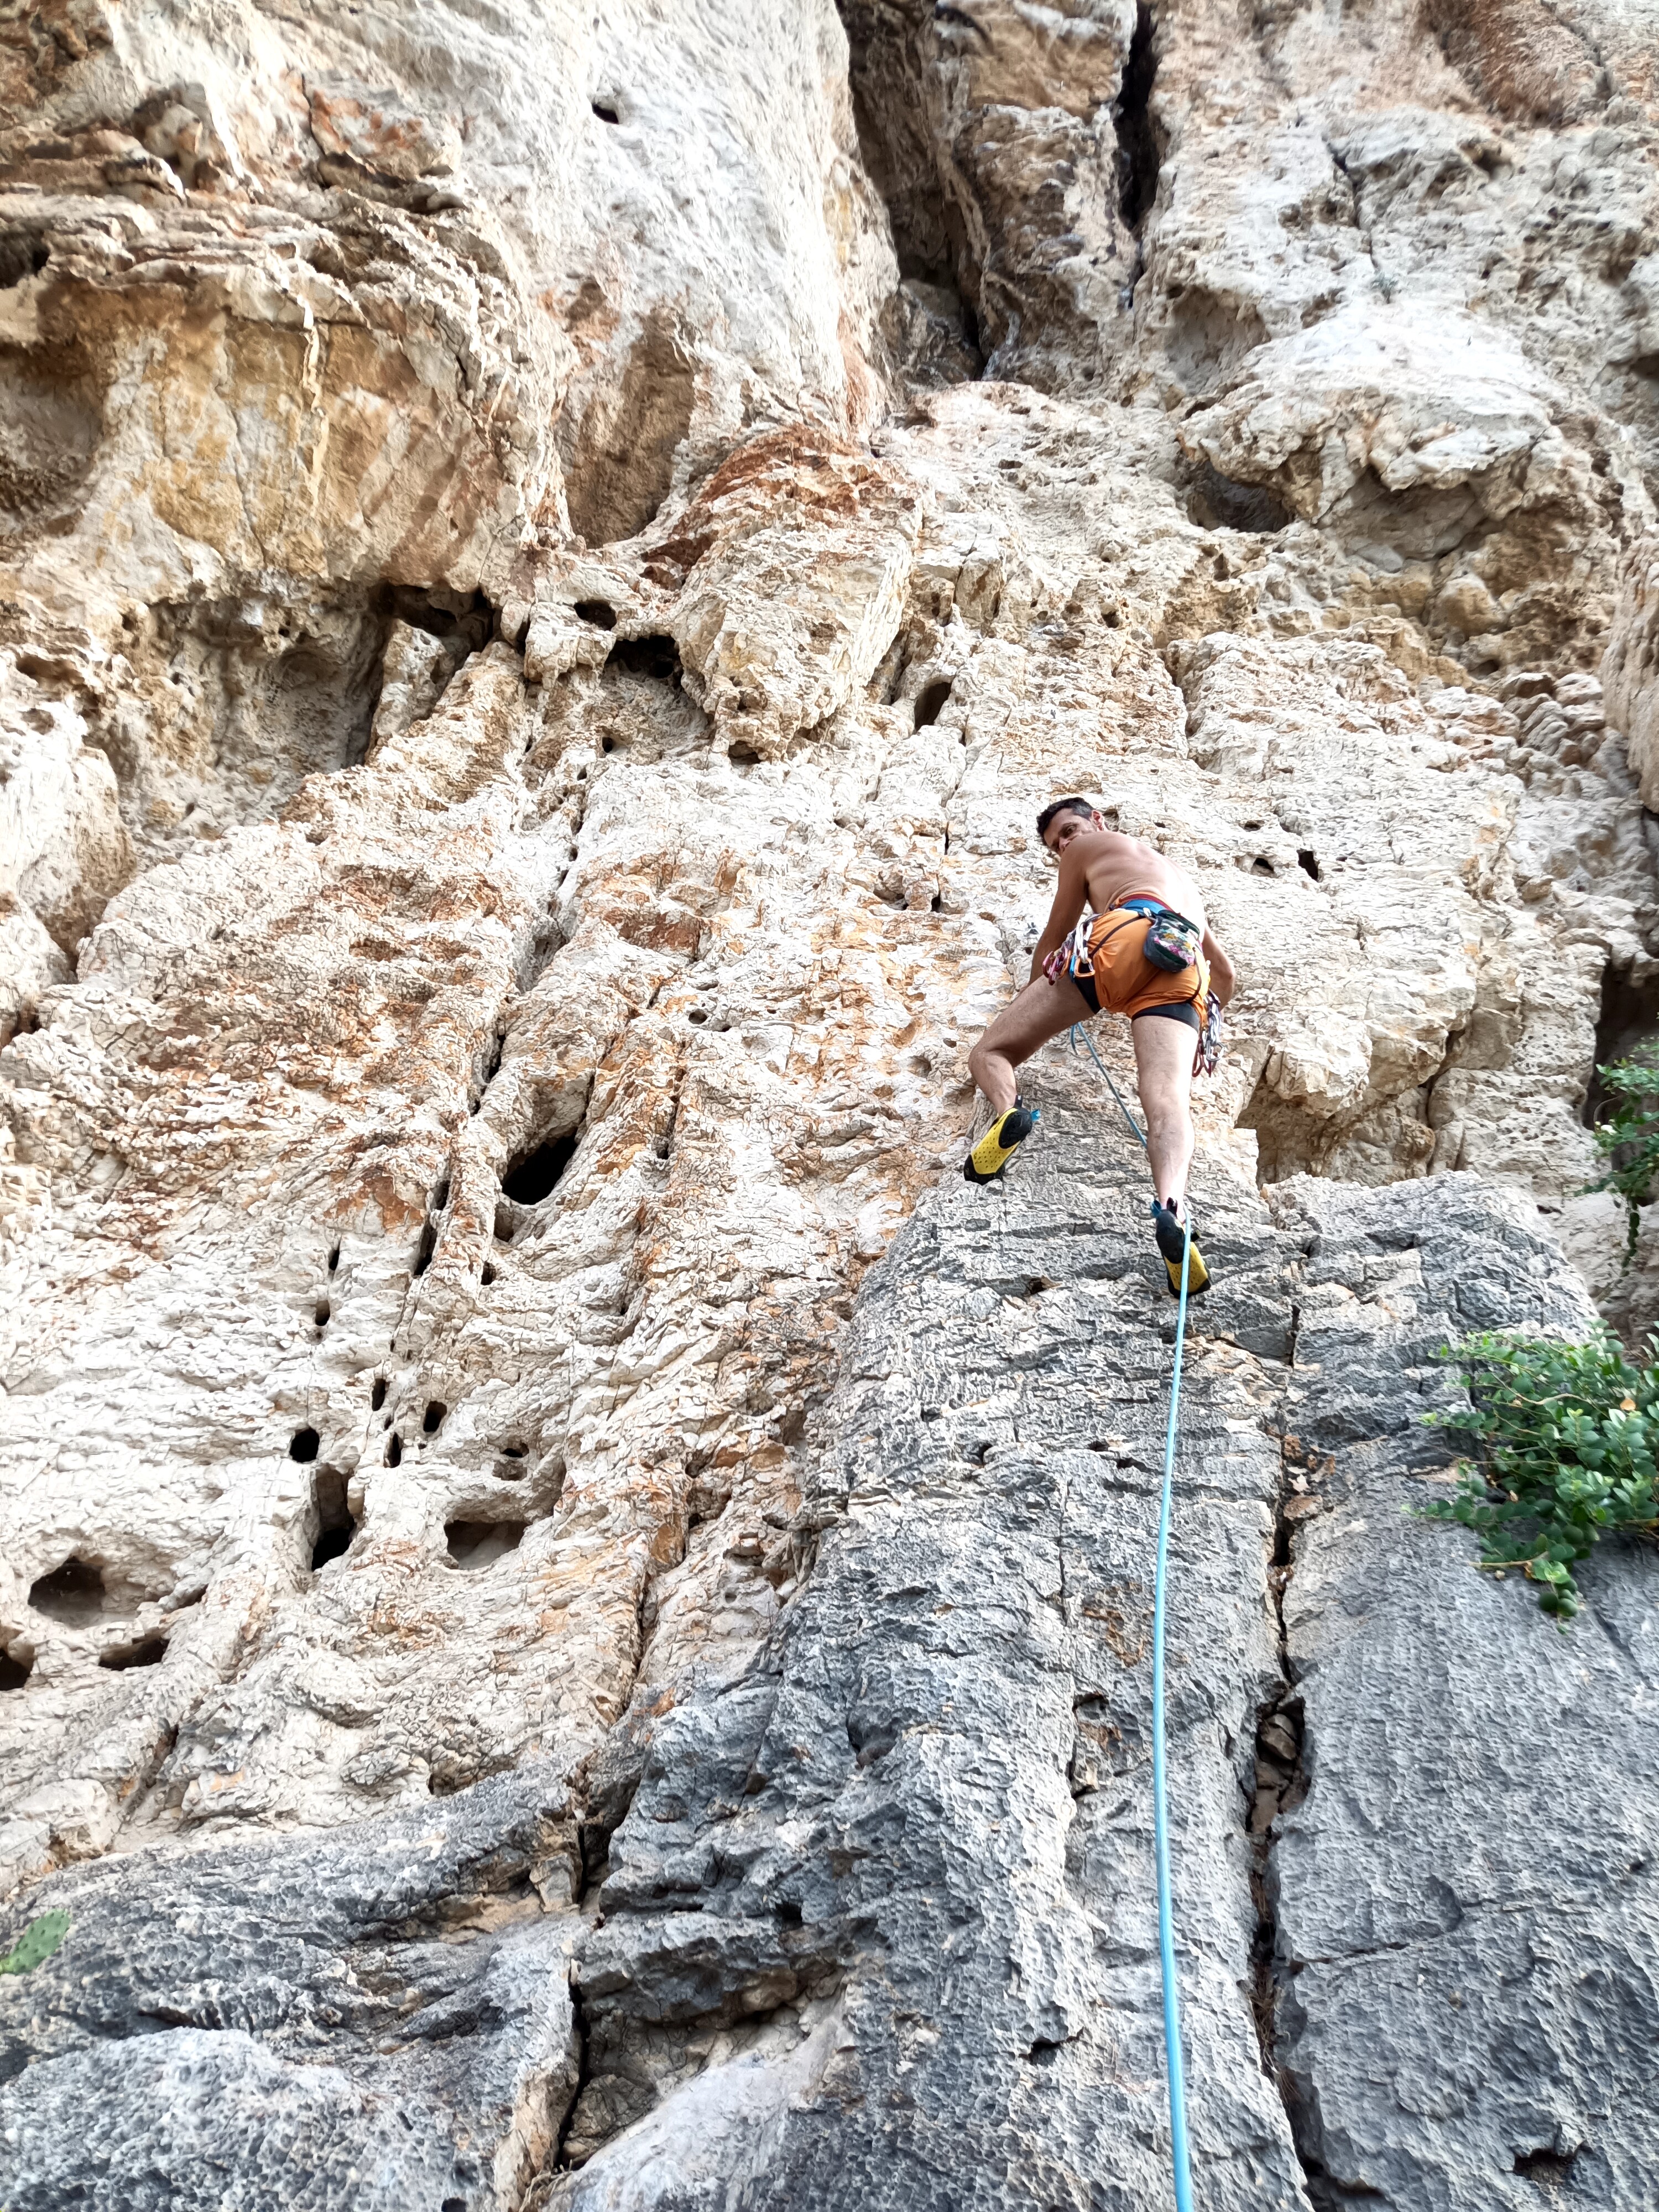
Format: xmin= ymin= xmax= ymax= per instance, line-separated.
xmin=1142 ymin=1092 xmax=1193 ymax=1144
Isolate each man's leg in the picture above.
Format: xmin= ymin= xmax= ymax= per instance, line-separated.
xmin=1131 ymin=1013 xmax=1196 ymax=1215
xmin=968 ymin=974 xmax=1095 ymax=1115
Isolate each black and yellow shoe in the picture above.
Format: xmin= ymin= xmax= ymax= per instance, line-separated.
xmin=1151 ymin=1199 xmax=1211 ymax=1297
xmin=963 ymin=1102 xmax=1037 ymax=1185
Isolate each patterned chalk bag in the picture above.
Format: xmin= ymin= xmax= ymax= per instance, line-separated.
xmin=1142 ymin=910 xmax=1202 ymax=974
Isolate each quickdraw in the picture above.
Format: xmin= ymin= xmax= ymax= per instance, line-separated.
xmin=1194 ymin=988 xmax=1224 ymax=1079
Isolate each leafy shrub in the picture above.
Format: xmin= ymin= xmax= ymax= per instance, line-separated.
xmin=1589 ymin=1043 xmax=1659 ymax=1265
xmin=1423 ymin=1328 xmax=1658 ymax=1622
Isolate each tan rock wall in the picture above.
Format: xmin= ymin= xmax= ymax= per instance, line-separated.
xmin=3 ymin=1 xmax=1659 ymax=2203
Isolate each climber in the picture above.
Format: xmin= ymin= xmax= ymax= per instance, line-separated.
xmin=963 ymin=797 xmax=1236 ymax=1296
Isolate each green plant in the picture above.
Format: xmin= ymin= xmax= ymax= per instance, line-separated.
xmin=0 ymin=1909 xmax=68 ymax=1976
xmin=1422 ymin=1328 xmax=1659 ymax=1622
xmin=1589 ymin=1042 xmax=1659 ymax=1265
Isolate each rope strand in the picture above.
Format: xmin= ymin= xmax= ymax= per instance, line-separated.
xmin=1070 ymin=1021 xmax=1196 ymax=2210
xmin=1156 ymin=1219 xmax=1196 ymax=2211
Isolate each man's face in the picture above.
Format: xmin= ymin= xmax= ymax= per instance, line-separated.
xmin=1042 ymin=808 xmax=1104 ymax=859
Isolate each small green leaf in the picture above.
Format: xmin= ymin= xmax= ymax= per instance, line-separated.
xmin=0 ymin=1909 xmax=69 ymax=1976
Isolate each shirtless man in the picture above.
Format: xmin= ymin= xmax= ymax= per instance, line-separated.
xmin=962 ymin=797 xmax=1236 ymax=1296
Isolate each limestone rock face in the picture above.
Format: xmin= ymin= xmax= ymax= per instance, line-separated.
xmin=3 ymin=3 xmax=1659 ymax=2208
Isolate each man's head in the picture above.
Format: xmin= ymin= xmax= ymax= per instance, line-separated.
xmin=1037 ymin=796 xmax=1107 ymax=857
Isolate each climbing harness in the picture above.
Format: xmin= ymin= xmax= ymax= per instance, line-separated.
xmin=1069 ymin=1021 xmax=1197 ymax=2212
xmin=1045 ymin=903 xmax=1212 ymax=1046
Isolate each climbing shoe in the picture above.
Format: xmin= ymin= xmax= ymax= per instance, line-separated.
xmin=1151 ymin=1199 xmax=1210 ymax=1298
xmin=963 ymin=1101 xmax=1037 ymax=1185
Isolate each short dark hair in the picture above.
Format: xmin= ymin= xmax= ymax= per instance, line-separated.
xmin=1036 ymin=796 xmax=1097 ymax=841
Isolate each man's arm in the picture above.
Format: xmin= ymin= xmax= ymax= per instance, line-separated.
xmin=1202 ymin=926 xmax=1235 ymax=1007
xmin=1029 ymin=844 xmax=1089 ymax=982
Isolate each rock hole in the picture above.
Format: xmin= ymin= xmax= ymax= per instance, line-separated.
xmin=494 ymin=1201 xmax=518 ymax=1242
xmin=314 ymin=1300 xmax=331 ymax=1328
xmin=1251 ymin=857 xmax=1275 ymax=875
xmin=422 ymin=1400 xmax=447 ymax=1434
xmin=591 ymin=101 xmax=620 ymax=125
xmin=1114 ymin=3 xmax=1160 ymax=230
xmin=446 ymin=1519 xmax=525 ymax=1569
xmin=98 ymin=1634 xmax=168 ymax=1672
xmin=575 ymin=599 xmax=617 ymax=628
xmin=1514 ymin=2148 xmax=1578 ymax=2184
xmin=481 ymin=1261 xmax=497 ymax=1285
xmin=289 ymin=1427 xmax=320 ymax=1462
xmin=381 ymin=583 xmax=496 ymax=656
xmin=327 ymin=1244 xmax=341 ymax=1272
xmin=1584 ymin=958 xmax=1659 ymax=1128
xmin=434 ymin=1178 xmax=451 ymax=1212
xmin=728 ymin=738 xmax=761 ymax=770
xmin=371 ymin=1378 xmax=388 ymax=1412
xmin=29 ymin=1557 xmax=106 ymax=1625
xmin=847 ymin=1712 xmax=898 ymax=1768
xmin=411 ymin=1218 xmax=437 ymax=1277
xmin=502 ymin=1123 xmax=582 ymax=1205
xmin=1271 ymin=1509 xmax=1294 ymax=1572
xmin=1183 ymin=458 xmax=1290 ymax=534
xmin=387 ymin=1433 xmax=403 ymax=1467
xmin=606 ymin=634 xmax=682 ymax=684
xmin=601 ymin=733 xmax=615 ymax=754
xmin=0 ymin=237 xmax=50 ymax=290
xmin=0 ymin=1646 xmax=32 ymax=1691
xmin=687 ymin=1006 xmax=708 ymax=1025
xmin=1297 ymin=849 xmax=1322 ymax=881
xmin=913 ymin=678 xmax=952 ymax=729
xmin=311 ymin=1467 xmax=357 ymax=1568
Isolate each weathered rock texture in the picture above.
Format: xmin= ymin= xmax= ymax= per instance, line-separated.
xmin=3 ymin=2 xmax=1659 ymax=2206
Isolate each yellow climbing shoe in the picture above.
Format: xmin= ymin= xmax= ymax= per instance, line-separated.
xmin=963 ymin=1102 xmax=1036 ymax=1185
xmin=1152 ymin=1200 xmax=1210 ymax=1297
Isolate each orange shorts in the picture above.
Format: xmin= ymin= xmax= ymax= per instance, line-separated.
xmin=1066 ymin=909 xmax=1208 ymax=1022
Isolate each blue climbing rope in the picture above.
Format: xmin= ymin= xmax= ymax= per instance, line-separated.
xmin=1070 ymin=1025 xmax=1197 ymax=2212
xmin=1068 ymin=1021 xmax=1146 ymax=1151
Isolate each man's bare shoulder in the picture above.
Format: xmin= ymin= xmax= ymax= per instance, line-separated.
xmin=1064 ymin=828 xmax=1138 ymax=858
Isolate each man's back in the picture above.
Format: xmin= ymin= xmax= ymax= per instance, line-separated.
xmin=1069 ymin=830 xmax=1206 ymax=931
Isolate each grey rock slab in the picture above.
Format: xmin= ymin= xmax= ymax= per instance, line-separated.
xmin=0 ymin=2028 xmax=467 ymax=2212
xmin=555 ymin=1080 xmax=1310 ymax=2211
xmin=1268 ymin=1173 xmax=1659 ymax=2209
xmin=0 ymin=1765 xmax=581 ymax=2210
